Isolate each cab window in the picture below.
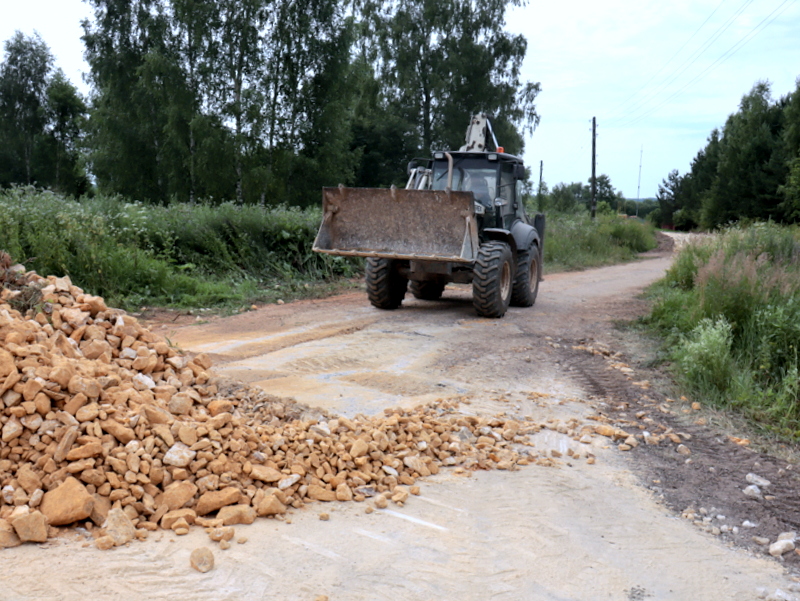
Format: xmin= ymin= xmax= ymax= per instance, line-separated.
xmin=498 ymin=162 xmax=515 ymax=206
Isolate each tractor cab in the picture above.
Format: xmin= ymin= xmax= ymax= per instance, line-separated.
xmin=429 ymin=151 xmax=528 ymax=231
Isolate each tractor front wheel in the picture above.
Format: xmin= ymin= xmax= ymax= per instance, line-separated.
xmin=366 ymin=258 xmax=407 ymax=310
xmin=472 ymin=241 xmax=513 ymax=318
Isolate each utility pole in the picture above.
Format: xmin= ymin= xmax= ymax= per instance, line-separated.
xmin=636 ymin=145 xmax=643 ymax=217
xmin=537 ymin=160 xmax=544 ymax=212
xmin=590 ymin=117 xmax=597 ymax=220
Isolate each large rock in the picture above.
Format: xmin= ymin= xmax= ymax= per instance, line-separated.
xmin=11 ymin=511 xmax=48 ymax=543
xmin=100 ymin=420 xmax=135 ymax=444
xmin=217 ymin=504 xmax=256 ymax=526
xmin=335 ymin=483 xmax=353 ymax=502
xmin=307 ymin=485 xmax=336 ymax=502
xmin=250 ymin=465 xmax=283 ymax=483
xmin=0 ymin=348 xmax=16 ymax=378
xmin=0 ymin=519 xmax=22 ymax=548
xmin=103 ymin=507 xmax=136 ymax=547
xmin=40 ymin=477 xmax=94 ymax=526
xmin=16 ymin=464 xmax=42 ymax=494
xmin=163 ymin=443 xmax=196 ymax=467
xmin=157 ymin=481 xmax=198 ymax=511
xmin=2 ymin=417 xmax=22 ymax=443
xmin=208 ymin=400 xmax=233 ymax=417
xmin=161 ymin=508 xmax=197 ymax=530
xmin=195 ymin=487 xmax=241 ymax=516
xmin=256 ymin=494 xmax=286 ymax=516
xmin=350 ymin=439 xmax=369 ymax=458
xmin=90 ymin=493 xmax=111 ymax=527
xmin=67 ymin=375 xmax=100 ymax=399
xmin=66 ymin=441 xmax=104 ymax=461
xmin=770 ymin=539 xmax=795 ymax=556
xmin=53 ymin=425 xmax=80 ymax=462
xmin=167 ymin=394 xmax=193 ymax=416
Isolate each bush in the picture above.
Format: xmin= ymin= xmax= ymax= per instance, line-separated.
xmin=544 ymin=212 xmax=657 ymax=272
xmin=0 ymin=187 xmax=359 ymax=308
xmin=676 ymin=318 xmax=736 ymax=395
xmin=646 ymin=222 xmax=800 ymax=435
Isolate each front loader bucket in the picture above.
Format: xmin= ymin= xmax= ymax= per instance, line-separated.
xmin=313 ymin=187 xmax=479 ymax=263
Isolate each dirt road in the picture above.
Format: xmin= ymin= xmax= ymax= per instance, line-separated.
xmin=3 ymin=243 xmax=797 ymax=601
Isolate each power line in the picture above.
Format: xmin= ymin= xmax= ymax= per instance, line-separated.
xmin=607 ymin=0 xmax=757 ymax=124
xmin=607 ymin=0 xmax=729 ymax=119
xmin=619 ymin=0 xmax=797 ymax=128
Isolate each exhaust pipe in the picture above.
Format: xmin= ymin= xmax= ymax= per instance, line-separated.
xmin=445 ymin=152 xmax=453 ymax=191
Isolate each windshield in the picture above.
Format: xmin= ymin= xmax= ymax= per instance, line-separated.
xmin=432 ymin=159 xmax=498 ymax=205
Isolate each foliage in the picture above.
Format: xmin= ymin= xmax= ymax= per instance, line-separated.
xmin=654 ymin=79 xmax=800 ymax=231
xmin=676 ymin=317 xmax=736 ymax=395
xmin=0 ymin=32 xmax=88 ymax=195
xmin=366 ymin=0 xmax=539 ymax=157
xmin=0 ymin=188 xmax=358 ymax=308
xmin=645 ymin=223 xmax=800 ymax=435
xmin=543 ymin=212 xmax=656 ymax=273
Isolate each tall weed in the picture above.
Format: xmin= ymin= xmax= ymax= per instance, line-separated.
xmin=647 ymin=222 xmax=800 ymax=435
xmin=0 ymin=187 xmax=358 ymax=308
xmin=544 ymin=212 xmax=657 ymax=272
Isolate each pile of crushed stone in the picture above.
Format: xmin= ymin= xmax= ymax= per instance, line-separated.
xmin=0 ymin=261 xmax=587 ymax=550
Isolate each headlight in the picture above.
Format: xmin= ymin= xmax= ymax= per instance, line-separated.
xmin=474 ymin=202 xmax=485 ymax=215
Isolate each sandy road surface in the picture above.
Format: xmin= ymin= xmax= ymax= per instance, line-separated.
xmin=2 ymin=246 xmax=794 ymax=601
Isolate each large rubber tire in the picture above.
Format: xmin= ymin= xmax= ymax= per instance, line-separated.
xmin=472 ymin=241 xmax=514 ymax=318
xmin=511 ymin=244 xmax=540 ymax=307
xmin=409 ymin=279 xmax=446 ymax=300
xmin=366 ymin=257 xmax=407 ymax=310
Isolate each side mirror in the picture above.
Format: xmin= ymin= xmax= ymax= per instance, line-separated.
xmin=514 ymin=164 xmax=526 ymax=180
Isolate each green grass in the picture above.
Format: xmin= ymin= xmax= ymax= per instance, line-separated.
xmin=0 ymin=188 xmax=658 ymax=311
xmin=543 ymin=212 xmax=657 ymax=273
xmin=643 ymin=222 xmax=800 ymax=437
xmin=0 ymin=187 xmax=359 ymax=309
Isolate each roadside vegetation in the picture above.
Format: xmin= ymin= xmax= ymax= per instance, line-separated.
xmin=543 ymin=212 xmax=657 ymax=273
xmin=0 ymin=187 xmax=357 ymax=310
xmin=0 ymin=187 xmax=657 ymax=310
xmin=652 ymin=80 xmax=800 ymax=231
xmin=527 ymin=177 xmax=658 ymax=272
xmin=645 ymin=223 xmax=800 ymax=437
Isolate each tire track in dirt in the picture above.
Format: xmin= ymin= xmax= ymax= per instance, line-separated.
xmin=556 ymin=335 xmax=800 ymax=569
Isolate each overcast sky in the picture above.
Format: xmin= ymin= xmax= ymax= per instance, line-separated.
xmin=2 ymin=0 xmax=799 ymax=198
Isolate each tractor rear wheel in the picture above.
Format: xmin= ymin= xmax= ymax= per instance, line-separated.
xmin=409 ymin=279 xmax=446 ymax=300
xmin=472 ymin=241 xmax=513 ymax=318
xmin=511 ymin=244 xmax=540 ymax=307
xmin=366 ymin=257 xmax=407 ymax=309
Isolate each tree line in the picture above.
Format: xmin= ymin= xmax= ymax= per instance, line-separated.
xmin=655 ymin=80 xmax=800 ymax=230
xmin=0 ymin=0 xmax=540 ymax=206
xmin=532 ymin=173 xmax=658 ymax=219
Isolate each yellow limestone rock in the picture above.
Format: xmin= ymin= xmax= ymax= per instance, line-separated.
xmin=40 ymin=477 xmax=94 ymax=526
xmin=103 ymin=507 xmax=136 ymax=547
xmin=256 ymin=494 xmax=286 ymax=516
xmin=0 ymin=519 xmax=22 ymax=548
xmin=217 ymin=504 xmax=256 ymax=526
xmin=190 ymin=547 xmax=215 ymax=573
xmin=195 ymin=487 xmax=241 ymax=516
xmin=11 ymin=511 xmax=48 ymax=543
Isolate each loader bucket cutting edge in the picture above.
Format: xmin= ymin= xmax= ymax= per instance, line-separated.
xmin=312 ymin=187 xmax=480 ymax=263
